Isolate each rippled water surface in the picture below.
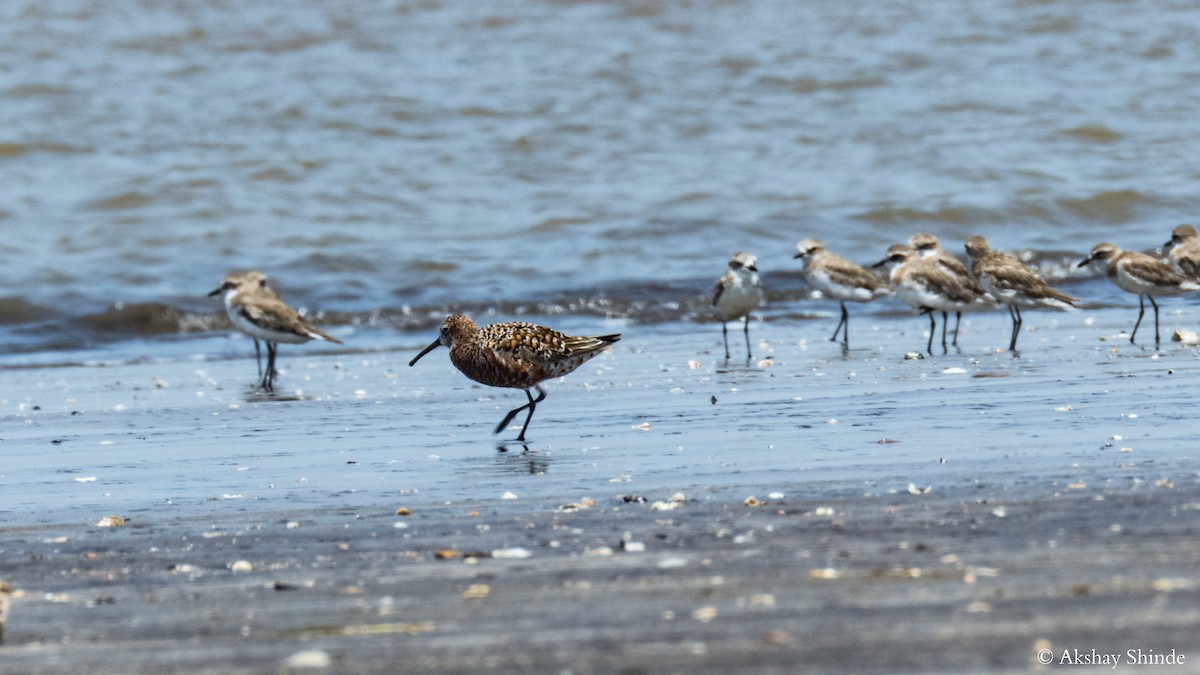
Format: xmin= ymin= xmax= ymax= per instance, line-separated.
xmin=2 ymin=0 xmax=1199 ymax=357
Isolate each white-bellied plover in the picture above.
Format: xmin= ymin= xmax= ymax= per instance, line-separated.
xmin=910 ymin=233 xmax=991 ymax=348
xmin=963 ymin=236 xmax=1076 ymax=353
xmin=1079 ymin=242 xmax=1200 ymax=346
xmin=1164 ymin=224 xmax=1200 ymax=280
xmin=874 ymin=244 xmax=992 ymax=354
xmin=209 ymin=271 xmax=342 ymax=392
xmin=793 ymin=238 xmax=887 ymax=350
xmin=712 ymin=251 xmax=764 ymax=360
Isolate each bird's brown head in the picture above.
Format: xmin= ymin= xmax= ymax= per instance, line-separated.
xmin=792 ymin=238 xmax=824 ymax=260
xmin=209 ymin=270 xmax=267 ymax=298
xmin=1166 ymin=224 xmax=1197 ymax=249
xmin=909 ymin=232 xmax=940 ymax=253
xmin=872 ymin=243 xmax=916 ymax=269
xmin=409 ymin=315 xmax=478 ymax=366
xmin=963 ymin=236 xmax=990 ymax=261
xmin=1078 ymin=242 xmax=1118 ymax=269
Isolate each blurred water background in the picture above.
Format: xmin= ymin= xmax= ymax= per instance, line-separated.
xmin=2 ymin=0 xmax=1198 ymax=362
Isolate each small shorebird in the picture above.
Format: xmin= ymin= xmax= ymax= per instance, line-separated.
xmin=874 ymin=244 xmax=992 ymax=354
xmin=1163 ymin=224 xmax=1200 ymax=280
xmin=409 ymin=315 xmax=620 ymax=441
xmin=963 ymin=236 xmax=1076 ymax=352
xmin=712 ymin=251 xmax=764 ymax=360
xmin=910 ymin=233 xmax=990 ymax=348
xmin=1078 ymin=242 xmax=1200 ymax=346
xmin=209 ymin=271 xmax=343 ymax=392
xmin=793 ymin=238 xmax=887 ymax=349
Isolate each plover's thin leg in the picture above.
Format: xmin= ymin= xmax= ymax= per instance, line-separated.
xmin=1149 ymin=295 xmax=1161 ymax=346
xmin=952 ymin=311 xmax=962 ymax=347
xmin=721 ymin=321 xmax=730 ymax=360
xmin=254 ymin=339 xmax=263 ymax=378
xmin=263 ymin=342 xmax=278 ymax=392
xmin=1131 ymin=296 xmax=1145 ymax=344
xmin=830 ymin=302 xmax=849 ymax=345
xmin=925 ymin=310 xmax=936 ymax=354
xmin=1007 ymin=305 xmax=1023 ymax=352
xmin=742 ymin=315 xmax=752 ymax=359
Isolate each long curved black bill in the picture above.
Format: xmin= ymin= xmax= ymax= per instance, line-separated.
xmin=409 ymin=338 xmax=442 ymax=366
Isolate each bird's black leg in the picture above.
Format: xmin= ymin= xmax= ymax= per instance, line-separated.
xmin=1130 ymin=296 xmax=1145 ymax=344
xmin=494 ymin=386 xmax=547 ymax=441
xmin=263 ymin=342 xmax=277 ymax=392
xmin=1149 ymin=295 xmax=1160 ymax=346
xmin=721 ymin=321 xmax=730 ymax=360
xmin=829 ymin=302 xmax=848 ymax=346
xmin=254 ymin=339 xmax=263 ymax=378
xmin=925 ymin=310 xmax=936 ymax=354
xmin=742 ymin=314 xmax=752 ymax=360
xmin=1008 ymin=305 xmax=1023 ymax=352
xmin=952 ymin=311 xmax=962 ymax=347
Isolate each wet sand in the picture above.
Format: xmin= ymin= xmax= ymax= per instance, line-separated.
xmin=3 ymin=308 xmax=1200 ymax=672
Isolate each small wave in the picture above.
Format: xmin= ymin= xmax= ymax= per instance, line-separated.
xmin=1055 ymin=125 xmax=1122 ymax=144
xmin=753 ymin=74 xmax=888 ymax=95
xmin=81 ymin=303 xmax=219 ymax=336
xmin=286 ymin=252 xmax=383 ymax=274
xmin=853 ymin=205 xmax=1000 ymax=226
xmin=0 ymin=141 xmax=93 ymax=157
xmin=0 ymin=297 xmax=58 ymax=324
xmin=1055 ymin=189 xmax=1150 ymax=224
xmin=81 ymin=191 xmax=155 ymax=212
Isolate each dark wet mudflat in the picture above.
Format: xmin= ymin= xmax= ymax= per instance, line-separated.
xmin=2 ymin=472 xmax=1198 ymax=674
xmin=3 ymin=311 xmax=1200 ymax=672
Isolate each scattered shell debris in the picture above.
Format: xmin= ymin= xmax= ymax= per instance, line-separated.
xmin=284 ymin=650 xmax=331 ymax=669
xmin=461 ymin=584 xmax=490 ymax=600
xmin=744 ymin=496 xmax=764 ymax=507
xmin=74 ymin=476 xmax=97 ymax=483
xmin=809 ymin=568 xmax=840 ymax=580
xmin=1172 ymin=329 xmax=1199 ymax=345
xmin=395 ymin=507 xmax=411 ymax=516
xmin=492 ymin=547 xmax=532 ymax=559
xmin=692 ymin=606 xmax=718 ymax=622
xmin=229 ymin=560 xmax=253 ymax=573
xmin=500 ymin=491 xmax=518 ymax=500
xmin=907 ymin=483 xmax=932 ymax=495
xmin=95 ymin=515 xmax=125 ymax=527
xmin=557 ymin=498 xmax=595 ymax=512
xmin=942 ymin=367 xmax=967 ymax=375
xmin=1054 ymin=405 xmax=1073 ymax=412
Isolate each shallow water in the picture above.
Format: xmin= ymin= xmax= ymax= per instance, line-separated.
xmin=4 ymin=307 xmax=1198 ymax=524
xmin=2 ymin=0 xmax=1199 ymax=355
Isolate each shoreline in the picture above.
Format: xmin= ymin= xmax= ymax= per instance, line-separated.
xmin=3 ymin=313 xmax=1200 ymax=672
